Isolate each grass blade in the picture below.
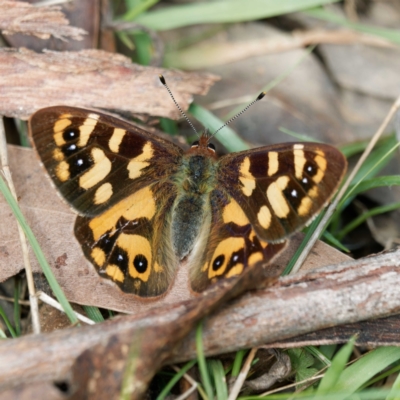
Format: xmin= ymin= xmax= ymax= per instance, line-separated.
xmin=316 ymin=336 xmax=355 ymax=395
xmin=156 ymin=360 xmax=197 ymax=400
xmin=189 ymin=103 xmax=250 ymax=152
xmin=131 ymin=0 xmax=341 ymax=31
xmin=0 ymin=175 xmax=78 ymax=325
xmin=332 ymin=347 xmax=400 ymax=399
xmin=82 ymin=306 xmax=104 ymax=322
xmin=196 ymin=320 xmax=214 ymax=399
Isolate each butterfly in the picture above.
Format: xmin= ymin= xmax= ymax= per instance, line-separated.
xmin=28 ymin=80 xmax=347 ymax=298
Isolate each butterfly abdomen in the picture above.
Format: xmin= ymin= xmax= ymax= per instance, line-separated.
xmin=171 ymin=153 xmax=217 ymax=259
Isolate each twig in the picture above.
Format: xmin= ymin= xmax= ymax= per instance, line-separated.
xmin=37 ymin=291 xmax=95 ymax=325
xmin=172 ymin=366 xmax=199 ymax=400
xmin=228 ymin=347 xmax=258 ymax=400
xmin=0 ymin=117 xmax=41 ymax=334
xmin=291 ymin=94 xmax=400 ymax=274
xmin=0 ymin=295 xmax=30 ymax=306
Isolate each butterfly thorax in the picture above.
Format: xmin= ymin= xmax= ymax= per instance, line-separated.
xmin=171 ymin=137 xmax=218 ymax=260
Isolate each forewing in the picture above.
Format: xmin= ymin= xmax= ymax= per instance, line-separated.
xmin=189 ymin=189 xmax=286 ymax=293
xmin=29 ymin=106 xmax=183 ymax=216
xmin=217 ymin=143 xmax=347 ymax=242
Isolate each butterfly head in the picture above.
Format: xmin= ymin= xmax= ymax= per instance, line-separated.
xmin=188 ymin=132 xmax=217 ymax=158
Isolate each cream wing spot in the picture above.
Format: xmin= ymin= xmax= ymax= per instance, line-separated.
xmin=223 ymin=199 xmax=249 ymax=226
xmin=91 ymin=247 xmax=106 ymax=266
xmin=308 ymin=186 xmax=319 ymax=198
xmin=109 ymin=128 xmax=126 ymax=153
xmin=55 ymin=161 xmax=70 ymax=182
xmin=226 ymin=264 xmax=244 ymax=278
xmin=106 ymin=265 xmax=124 ymax=283
xmin=89 ymin=186 xmax=156 ymax=241
xmin=94 ymin=182 xmax=113 ymax=205
xmin=268 ymin=152 xmax=279 ymax=176
xmin=53 ymin=148 xmax=64 ymax=161
xmin=127 ymin=142 xmax=154 ymax=180
xmin=116 ymin=234 xmax=152 ymax=282
xmin=209 ymin=237 xmax=244 ymax=279
xmin=312 ymin=153 xmax=327 ymax=183
xmin=239 ymin=157 xmax=256 ymax=197
xmin=294 ymin=144 xmax=306 ymax=179
xmin=248 ymin=251 xmax=263 ymax=266
xmin=53 ymin=114 xmax=72 ymax=146
xmin=267 ymin=176 xmax=290 ymax=218
xmin=298 ymin=196 xmax=313 ymax=216
xmin=79 ymin=148 xmax=112 ymax=190
xmin=257 ymin=205 xmax=272 ymax=229
xmin=77 ymin=114 xmax=100 ymax=147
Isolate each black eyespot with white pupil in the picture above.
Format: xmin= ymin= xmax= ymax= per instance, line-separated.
xmin=191 ymin=140 xmax=199 ymax=147
xmin=63 ymin=128 xmax=79 ymax=142
xmin=134 ymin=254 xmax=148 ymax=273
xmin=212 ymin=255 xmax=225 ymax=271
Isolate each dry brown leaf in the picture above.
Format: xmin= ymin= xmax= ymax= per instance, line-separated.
xmin=0 ymin=48 xmax=218 ymax=119
xmin=192 ymin=23 xmax=354 ymax=146
xmin=0 ymin=144 xmax=350 ymax=313
xmin=0 ymin=0 xmax=86 ymax=41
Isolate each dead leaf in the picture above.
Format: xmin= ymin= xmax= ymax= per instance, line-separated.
xmin=192 ymin=23 xmax=354 ymax=146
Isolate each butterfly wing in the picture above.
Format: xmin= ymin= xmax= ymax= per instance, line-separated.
xmin=29 ymin=106 xmax=183 ymax=297
xmin=29 ymin=106 xmax=183 ymax=216
xmin=188 ymin=189 xmax=286 ymax=292
xmin=217 ymin=143 xmax=347 ymax=242
xmin=189 ymin=142 xmax=346 ymax=292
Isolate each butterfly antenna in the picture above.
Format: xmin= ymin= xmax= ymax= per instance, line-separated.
xmin=210 ymin=91 xmax=266 ymax=139
xmin=159 ymin=75 xmax=199 ymax=138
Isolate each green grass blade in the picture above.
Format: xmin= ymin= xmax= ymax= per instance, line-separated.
xmin=82 ymin=306 xmax=104 ymax=322
xmin=131 ymin=0 xmax=341 ymax=31
xmin=348 ymin=135 xmax=398 ymax=186
xmin=337 ymin=140 xmax=400 ymax=212
xmin=189 ymin=103 xmax=250 ymax=152
xmin=0 ymin=304 xmax=16 ymax=338
xmin=316 ymin=336 xmax=355 ymax=395
xmin=196 ymin=321 xmax=214 ymax=399
xmin=156 ymin=360 xmax=197 ymax=400
xmin=305 ymin=346 xmax=332 ymax=367
xmin=231 ymin=350 xmax=248 ymax=377
xmin=13 ymin=278 xmax=21 ymax=336
xmin=209 ymin=359 xmax=228 ymax=400
xmin=332 ymin=347 xmax=400 ymax=399
xmin=0 ymin=328 xmax=7 ymax=339
xmin=0 ymin=175 xmax=78 ymax=325
xmin=345 ymin=175 xmax=400 ymax=199
xmin=305 ymin=8 xmax=400 ymax=45
xmin=279 ymin=127 xmax=321 ymax=143
xmin=337 ymin=201 xmax=400 ymax=240
xmin=122 ymin=0 xmax=160 ymax=21
xmin=386 ymin=371 xmax=400 ymax=400
xmin=322 ymin=230 xmax=350 ymax=252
